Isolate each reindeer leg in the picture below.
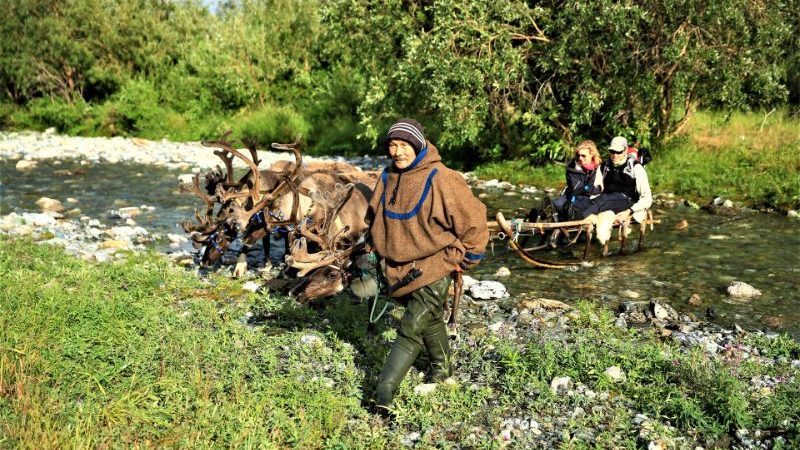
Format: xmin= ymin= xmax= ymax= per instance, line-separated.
xmin=233 ymin=252 xmax=248 ymax=278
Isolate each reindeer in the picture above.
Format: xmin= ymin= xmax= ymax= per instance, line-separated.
xmin=180 ymin=132 xmax=376 ymax=274
xmin=180 ymin=134 xmax=304 ymax=268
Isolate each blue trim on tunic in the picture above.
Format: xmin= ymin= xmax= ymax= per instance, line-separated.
xmin=380 ymin=168 xmax=439 ymax=220
xmin=464 ymin=252 xmax=483 ymax=261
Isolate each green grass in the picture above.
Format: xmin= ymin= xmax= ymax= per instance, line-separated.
xmin=473 ymin=159 xmax=565 ymax=188
xmin=0 ymin=238 xmax=384 ymax=449
xmin=2 ymin=238 xmax=798 ymax=448
xmin=473 ymin=110 xmax=800 ymax=211
xmin=650 ymin=110 xmax=800 ymax=211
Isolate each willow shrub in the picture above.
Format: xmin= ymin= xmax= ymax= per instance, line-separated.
xmin=228 ymin=105 xmax=312 ymax=148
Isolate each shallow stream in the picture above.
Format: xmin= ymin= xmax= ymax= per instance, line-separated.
xmin=2 ymin=158 xmax=798 ymax=336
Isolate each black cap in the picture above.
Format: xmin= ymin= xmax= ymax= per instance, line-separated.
xmin=387 ymin=118 xmax=426 ymax=154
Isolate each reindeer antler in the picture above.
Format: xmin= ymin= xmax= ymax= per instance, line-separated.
xmin=221 ymin=137 xmax=305 ymax=231
xmin=179 ymin=173 xmax=219 ymax=233
xmin=242 ymin=137 xmax=262 ymax=168
xmin=233 ymin=136 xmax=305 ymax=222
xmin=287 ymin=183 xmax=357 ymax=275
xmin=212 ymin=150 xmax=235 ymax=186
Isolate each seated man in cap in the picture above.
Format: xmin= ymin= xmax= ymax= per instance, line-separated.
xmin=367 ymin=118 xmax=489 ymax=414
xmin=593 ymin=136 xmax=653 ymax=244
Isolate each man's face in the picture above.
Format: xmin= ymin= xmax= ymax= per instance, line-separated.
xmin=388 ymin=139 xmax=416 ymax=169
xmin=610 ymin=148 xmax=626 ymax=166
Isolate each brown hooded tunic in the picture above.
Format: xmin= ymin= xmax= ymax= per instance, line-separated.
xmin=368 ymin=143 xmax=489 ymax=298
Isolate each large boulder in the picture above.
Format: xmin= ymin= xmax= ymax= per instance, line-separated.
xmin=727 ymin=281 xmax=761 ymax=299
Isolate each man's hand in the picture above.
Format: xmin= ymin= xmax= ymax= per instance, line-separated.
xmin=458 ymin=259 xmax=477 ymax=272
xmin=615 ymin=208 xmax=632 ymax=222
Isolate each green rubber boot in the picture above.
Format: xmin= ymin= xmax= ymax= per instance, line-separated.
xmin=373 ymin=338 xmax=421 ymax=410
xmin=423 ymin=321 xmax=451 ymax=382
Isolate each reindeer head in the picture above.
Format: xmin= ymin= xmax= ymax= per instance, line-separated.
xmin=218 ymin=136 xmax=304 ymax=232
xmin=190 ymin=223 xmax=237 ymax=267
xmin=289 ymin=263 xmax=353 ymax=303
xmin=181 ymin=133 xmax=307 ymax=268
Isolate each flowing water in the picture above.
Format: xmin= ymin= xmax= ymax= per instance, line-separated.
xmin=2 ymin=159 xmax=798 ymax=336
xmin=479 ymin=188 xmax=800 ymax=337
xmin=1 ymin=159 xmax=207 ymax=234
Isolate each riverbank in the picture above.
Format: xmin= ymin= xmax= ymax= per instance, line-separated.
xmin=2 ymin=126 xmax=799 ymax=446
xmin=4 ymin=119 xmax=799 ymax=216
xmin=1 ymin=236 xmax=798 ymax=448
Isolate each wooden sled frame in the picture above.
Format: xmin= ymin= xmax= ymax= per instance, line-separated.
xmin=490 ymin=211 xmax=659 ymax=268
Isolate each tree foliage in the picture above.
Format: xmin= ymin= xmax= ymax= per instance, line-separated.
xmin=2 ymin=0 xmax=797 ymax=162
xmin=323 ymin=0 xmax=797 ymax=162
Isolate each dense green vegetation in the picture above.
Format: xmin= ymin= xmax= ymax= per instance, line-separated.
xmin=2 ymin=238 xmax=799 ymax=448
xmin=2 ymin=0 xmax=798 ymax=163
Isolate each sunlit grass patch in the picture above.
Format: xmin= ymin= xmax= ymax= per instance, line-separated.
xmin=648 ymin=109 xmax=800 ymax=210
xmin=0 ymin=237 xmax=381 ymax=449
xmin=473 ymin=159 xmax=564 ymax=188
xmin=684 ymin=109 xmax=800 ymax=153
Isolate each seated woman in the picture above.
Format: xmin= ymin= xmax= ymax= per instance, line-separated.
xmin=560 ymin=140 xmax=604 ymax=220
xmin=528 ymin=140 xmax=603 ymax=222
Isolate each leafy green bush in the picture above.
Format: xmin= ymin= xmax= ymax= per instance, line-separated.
xmin=231 ymin=105 xmax=311 ymax=147
xmin=307 ymin=115 xmax=369 ymax=156
xmin=0 ymin=102 xmax=18 ymax=129
xmin=13 ymin=97 xmax=92 ymax=133
xmin=96 ymin=79 xmax=213 ymax=140
xmin=99 ymin=79 xmax=167 ymax=137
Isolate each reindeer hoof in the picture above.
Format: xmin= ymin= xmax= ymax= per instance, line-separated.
xmin=233 ymin=261 xmax=248 ymax=278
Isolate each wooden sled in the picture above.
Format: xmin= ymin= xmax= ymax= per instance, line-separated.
xmin=489 ymin=211 xmax=660 ymax=269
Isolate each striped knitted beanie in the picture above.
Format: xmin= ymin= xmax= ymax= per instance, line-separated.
xmin=387 ymin=118 xmax=426 ymax=154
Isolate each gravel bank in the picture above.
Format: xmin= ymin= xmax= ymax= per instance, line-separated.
xmin=0 ymin=129 xmax=384 ymax=171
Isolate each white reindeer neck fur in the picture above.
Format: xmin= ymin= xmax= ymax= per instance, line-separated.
xmin=350 ymin=274 xmax=379 ymax=299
